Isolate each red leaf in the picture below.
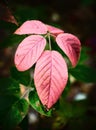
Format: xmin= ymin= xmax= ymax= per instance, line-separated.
xmin=34 ymin=50 xmax=68 ymax=109
xmin=14 ymin=20 xmax=47 ymax=35
xmin=46 ymin=25 xmax=64 ymax=36
xmin=14 ymin=35 xmax=46 ymax=71
xmin=56 ymin=33 xmax=81 ymax=67
xmin=0 ymin=4 xmax=18 ymax=25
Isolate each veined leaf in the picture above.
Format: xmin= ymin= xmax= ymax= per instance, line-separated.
xmin=56 ymin=33 xmax=81 ymax=67
xmin=46 ymin=25 xmax=64 ymax=36
xmin=29 ymin=90 xmax=52 ymax=117
xmin=14 ymin=20 xmax=47 ymax=35
xmin=2 ymin=98 xmax=29 ymax=130
xmin=0 ymin=78 xmax=29 ymax=129
xmin=15 ymin=35 xmax=46 ymax=71
xmin=34 ymin=51 xmax=68 ymax=109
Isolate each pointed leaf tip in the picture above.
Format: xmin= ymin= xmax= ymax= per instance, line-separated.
xmin=14 ymin=35 xmax=46 ymax=71
xmin=46 ymin=25 xmax=64 ymax=36
xmin=14 ymin=20 xmax=47 ymax=35
xmin=34 ymin=50 xmax=68 ymax=109
xmin=56 ymin=33 xmax=81 ymax=67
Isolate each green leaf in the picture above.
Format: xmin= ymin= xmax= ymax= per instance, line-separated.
xmin=0 ymin=78 xmax=29 ymax=129
xmin=0 ymin=78 xmax=20 ymax=96
xmin=78 ymin=46 xmax=90 ymax=64
xmin=62 ymin=76 xmax=71 ymax=98
xmin=29 ymin=90 xmax=52 ymax=117
xmin=10 ymin=67 xmax=30 ymax=86
xmin=57 ymin=98 xmax=86 ymax=118
xmin=0 ymin=34 xmax=26 ymax=48
xmin=69 ymin=65 xmax=96 ymax=83
xmin=3 ymin=98 xmax=29 ymax=130
xmin=19 ymin=116 xmax=28 ymax=130
xmin=0 ymin=95 xmax=18 ymax=118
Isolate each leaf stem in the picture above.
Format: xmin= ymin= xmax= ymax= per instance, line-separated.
xmin=48 ymin=33 xmax=52 ymax=50
xmin=20 ymin=87 xmax=33 ymax=100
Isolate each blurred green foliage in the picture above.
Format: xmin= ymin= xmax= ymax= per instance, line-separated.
xmin=0 ymin=1 xmax=96 ymax=130
xmin=0 ymin=78 xmax=29 ymax=129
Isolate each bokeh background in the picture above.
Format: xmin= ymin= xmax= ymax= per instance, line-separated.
xmin=0 ymin=0 xmax=96 ymax=130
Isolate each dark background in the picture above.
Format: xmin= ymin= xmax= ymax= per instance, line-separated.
xmin=0 ymin=0 xmax=96 ymax=130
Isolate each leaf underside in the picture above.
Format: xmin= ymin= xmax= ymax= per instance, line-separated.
xmin=56 ymin=33 xmax=81 ymax=67
xmin=46 ymin=24 xmax=64 ymax=36
xmin=14 ymin=20 xmax=47 ymax=35
xmin=15 ymin=35 xmax=46 ymax=71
